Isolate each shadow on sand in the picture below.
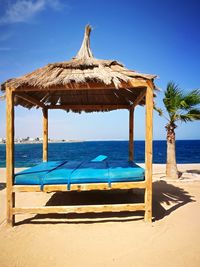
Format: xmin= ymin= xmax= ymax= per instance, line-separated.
xmin=186 ymin=169 xmax=200 ymax=175
xmin=152 ymin=180 xmax=194 ymax=220
xmin=15 ymin=180 xmax=194 ymax=226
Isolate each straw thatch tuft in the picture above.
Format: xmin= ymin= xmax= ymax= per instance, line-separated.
xmin=1 ymin=25 xmax=157 ymax=112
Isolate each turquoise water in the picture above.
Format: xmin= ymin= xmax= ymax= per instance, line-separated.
xmin=0 ymin=140 xmax=200 ymax=167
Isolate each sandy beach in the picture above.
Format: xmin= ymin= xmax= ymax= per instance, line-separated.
xmin=0 ymin=164 xmax=200 ymax=267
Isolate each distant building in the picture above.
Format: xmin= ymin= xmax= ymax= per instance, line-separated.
xmin=0 ymin=137 xmax=6 ymax=143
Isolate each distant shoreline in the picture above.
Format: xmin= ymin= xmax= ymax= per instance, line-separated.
xmin=0 ymin=140 xmax=85 ymax=145
xmin=0 ymin=139 xmax=200 ymax=145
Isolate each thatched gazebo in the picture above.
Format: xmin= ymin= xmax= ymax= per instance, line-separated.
xmin=1 ymin=25 xmax=156 ymax=226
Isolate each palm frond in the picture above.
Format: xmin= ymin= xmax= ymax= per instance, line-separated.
xmin=179 ymin=89 xmax=200 ymax=110
xmin=179 ymin=115 xmax=193 ymax=122
xmin=153 ymin=104 xmax=163 ymax=116
xmin=163 ymin=82 xmax=183 ymax=115
xmin=179 ymin=108 xmax=200 ymax=122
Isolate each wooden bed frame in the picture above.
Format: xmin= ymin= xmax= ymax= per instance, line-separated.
xmin=6 ymin=83 xmax=153 ymax=226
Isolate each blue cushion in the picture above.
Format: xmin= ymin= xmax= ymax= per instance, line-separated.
xmin=70 ymin=161 xmax=109 ymax=184
xmin=14 ymin=161 xmax=66 ymax=185
xmin=14 ymin=160 xmax=145 ymax=186
xmin=108 ymin=161 xmax=144 ymax=182
xmin=91 ymin=155 xmax=108 ymax=162
xmin=43 ymin=161 xmax=82 ymax=185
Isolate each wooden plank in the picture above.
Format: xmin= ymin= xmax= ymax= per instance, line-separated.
xmin=47 ymin=104 xmax=130 ymax=110
xmin=132 ymin=89 xmax=146 ymax=107
xmin=13 ymin=185 xmax=42 ymax=192
xmin=70 ymin=181 xmax=146 ymax=191
xmin=13 ymin=203 xmax=145 ymax=215
xmin=114 ymin=90 xmax=136 ymax=104
xmin=6 ymin=87 xmax=15 ymax=226
xmin=144 ymin=85 xmax=153 ymax=223
xmin=70 ymin=183 xmax=110 ymax=191
xmin=110 ymin=181 xmax=146 ymax=190
xmin=146 ymin=79 xmax=155 ymax=91
xmin=12 ymin=184 xmax=109 ymax=193
xmin=16 ymin=93 xmax=46 ymax=108
xmin=42 ymin=108 xmax=48 ymax=162
xmin=129 ymin=107 xmax=134 ymax=161
xmin=13 ymin=181 xmax=146 ymax=193
xmin=128 ymin=79 xmax=148 ymax=89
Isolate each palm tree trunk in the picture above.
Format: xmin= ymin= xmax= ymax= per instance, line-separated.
xmin=166 ymin=123 xmax=178 ymax=179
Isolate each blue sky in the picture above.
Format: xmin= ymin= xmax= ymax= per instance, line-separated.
xmin=0 ymin=0 xmax=200 ymax=140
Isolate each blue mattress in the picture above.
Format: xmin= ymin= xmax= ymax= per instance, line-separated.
xmin=15 ymin=161 xmax=66 ymax=185
xmin=14 ymin=159 xmax=145 ymax=187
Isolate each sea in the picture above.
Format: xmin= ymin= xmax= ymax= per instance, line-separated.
xmin=0 ymin=140 xmax=200 ymax=168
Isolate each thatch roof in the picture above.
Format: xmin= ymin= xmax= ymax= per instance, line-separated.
xmin=1 ymin=25 xmax=157 ymax=112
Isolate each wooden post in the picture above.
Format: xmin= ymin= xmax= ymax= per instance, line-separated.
xmin=129 ymin=107 xmax=134 ymax=161
xmin=144 ymin=85 xmax=153 ymax=222
xmin=6 ymin=88 xmax=15 ymax=226
xmin=42 ymin=108 xmax=48 ymax=162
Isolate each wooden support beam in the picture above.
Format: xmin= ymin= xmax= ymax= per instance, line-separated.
xmin=13 ymin=203 xmax=145 ymax=215
xmin=129 ymin=107 xmax=134 ymax=161
xmin=47 ymin=104 xmax=130 ymax=110
xmin=13 ymin=181 xmax=146 ymax=193
xmin=144 ymin=85 xmax=153 ymax=223
xmin=128 ymin=79 xmax=148 ymax=89
xmin=6 ymin=88 xmax=15 ymax=226
xmin=110 ymin=181 xmax=146 ymax=190
xmin=42 ymin=108 xmax=48 ymax=162
xmin=16 ymin=93 xmax=46 ymax=108
xmin=114 ymin=90 xmax=136 ymax=104
xmin=132 ymin=89 xmax=146 ymax=107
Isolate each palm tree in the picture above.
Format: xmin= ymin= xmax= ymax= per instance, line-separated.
xmin=155 ymin=82 xmax=200 ymax=179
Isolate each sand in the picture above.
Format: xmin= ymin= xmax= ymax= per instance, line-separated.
xmin=0 ymin=164 xmax=200 ymax=267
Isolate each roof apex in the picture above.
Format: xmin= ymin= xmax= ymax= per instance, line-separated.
xmin=74 ymin=25 xmax=94 ymax=60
